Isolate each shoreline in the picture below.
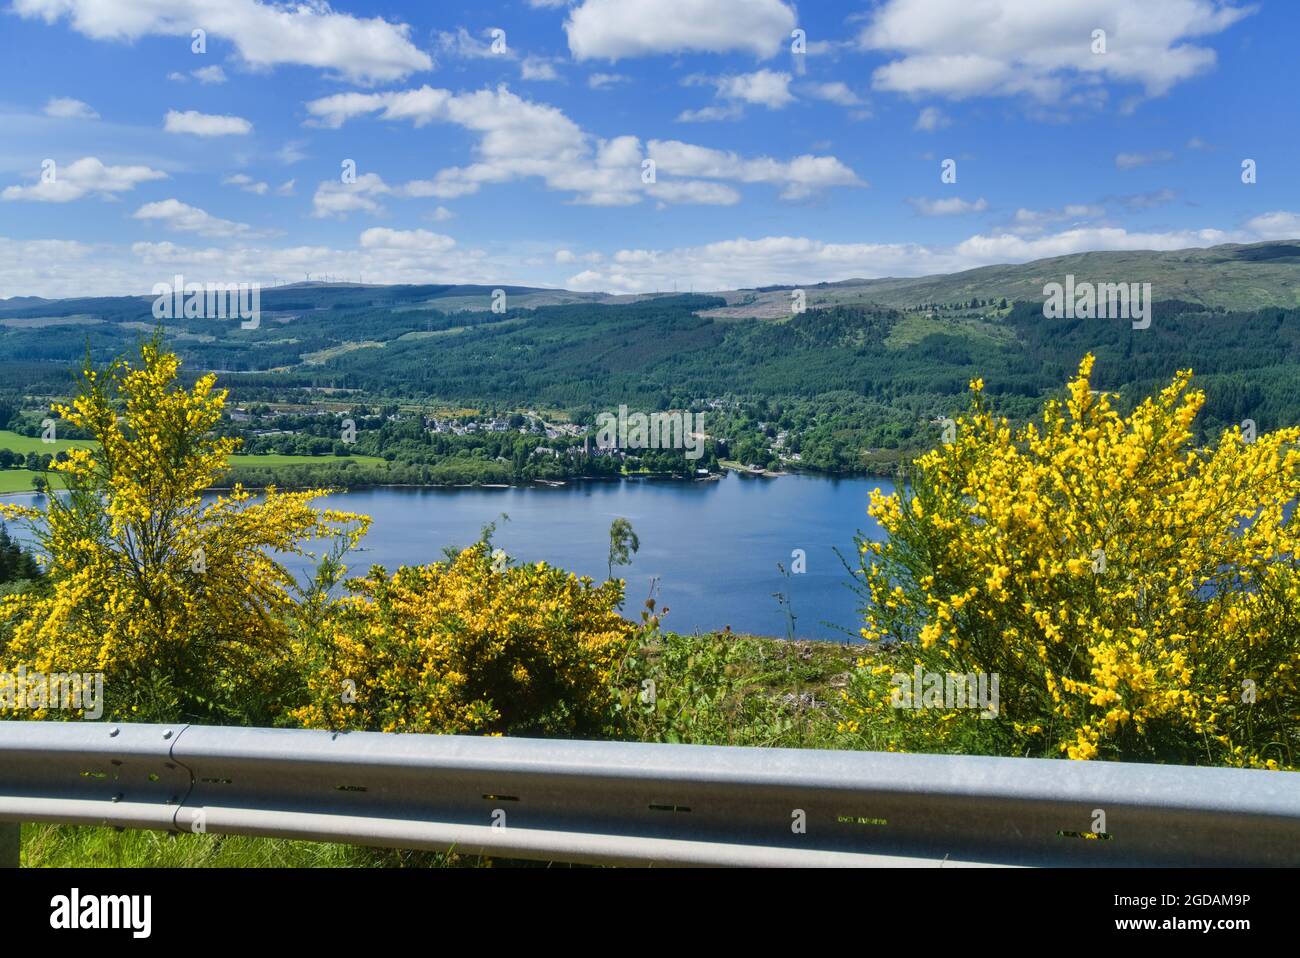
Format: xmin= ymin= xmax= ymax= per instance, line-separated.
xmin=3 ymin=461 xmax=905 ymax=498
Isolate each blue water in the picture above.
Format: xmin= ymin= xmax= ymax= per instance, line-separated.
xmin=4 ymin=473 xmax=895 ymax=640
xmin=307 ymin=475 xmax=892 ymax=640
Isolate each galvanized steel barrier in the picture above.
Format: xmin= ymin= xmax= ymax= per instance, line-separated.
xmin=1 ymin=721 xmax=1297 ymax=867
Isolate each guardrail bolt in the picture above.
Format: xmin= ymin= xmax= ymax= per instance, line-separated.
xmin=109 ymin=727 xmax=120 ymax=737
xmin=162 ymin=729 xmax=174 ymax=740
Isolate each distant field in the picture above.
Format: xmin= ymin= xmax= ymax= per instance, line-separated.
xmin=0 ymin=314 xmax=101 ymax=329
xmin=0 ymin=430 xmax=383 ymax=492
xmin=0 ymin=429 xmax=96 ymax=454
xmin=301 ymin=341 xmax=383 ymax=364
xmin=0 ymin=471 xmax=66 ymax=493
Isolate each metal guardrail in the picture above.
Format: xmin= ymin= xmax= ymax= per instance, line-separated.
xmin=1 ymin=721 xmax=1298 ymax=867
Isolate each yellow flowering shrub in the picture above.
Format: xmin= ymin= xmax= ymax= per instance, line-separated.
xmin=0 ymin=339 xmax=368 ymax=723
xmin=842 ymin=355 xmax=1300 ymax=767
xmin=292 ymin=543 xmax=636 ymax=736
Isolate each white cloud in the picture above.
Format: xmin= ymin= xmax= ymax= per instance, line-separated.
xmin=132 ymin=198 xmax=253 ymax=237
xmin=1 ymin=156 xmax=166 ymax=202
xmin=438 ymin=27 xmax=513 ymax=60
xmin=193 ymin=65 xmax=228 ymax=84
xmin=1243 ymin=211 xmax=1300 ymax=241
xmin=306 ymin=85 xmax=862 ymax=206
xmin=1009 ymin=204 xmax=1106 ymax=233
xmin=13 ymin=0 xmax=431 ymax=83
xmin=311 ymin=172 xmax=393 ymax=218
xmin=44 ymin=97 xmax=99 ymax=120
xmin=565 ymin=0 xmax=796 ymax=60
xmin=276 ymin=142 xmax=308 ymax=165
xmin=647 ymin=139 xmax=864 ymax=200
xmin=908 ymin=196 xmax=988 ymax=216
xmin=359 ymin=227 xmax=456 ymax=254
xmin=521 ymin=56 xmax=561 ymax=81
xmin=914 ymin=106 xmax=949 ymax=131
xmin=5 ymin=218 xmax=1296 ymax=301
xmin=804 ymin=82 xmax=863 ymax=107
xmin=676 ymin=104 xmax=743 ymax=123
xmin=430 ymin=205 xmax=455 ymax=221
xmin=1115 ymin=150 xmax=1173 ymax=169
xmin=223 ymin=173 xmax=268 ymax=195
xmin=710 ymin=69 xmax=794 ymax=108
xmin=588 ymin=72 xmax=628 ymax=89
xmin=164 ymin=109 xmax=252 ymax=136
xmin=276 ymin=178 xmax=296 ymax=196
xmin=859 ymin=0 xmax=1252 ymax=103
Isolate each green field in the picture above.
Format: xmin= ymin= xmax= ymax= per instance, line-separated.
xmin=0 ymin=429 xmax=95 ymax=455
xmin=0 ymin=431 xmax=384 ymax=492
xmin=0 ymin=471 xmax=65 ymax=493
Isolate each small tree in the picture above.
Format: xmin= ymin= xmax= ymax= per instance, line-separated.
xmin=0 ymin=338 xmax=368 ymax=723
xmin=608 ymin=517 xmax=640 ymax=581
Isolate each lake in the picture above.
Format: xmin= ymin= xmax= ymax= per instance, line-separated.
xmin=304 ymin=474 xmax=893 ymax=641
xmin=4 ymin=473 xmax=896 ymax=641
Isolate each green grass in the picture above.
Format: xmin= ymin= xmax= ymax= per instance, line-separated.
xmin=0 ymin=429 xmax=95 ymax=455
xmin=17 ymin=823 xmax=473 ymax=868
xmin=0 ymin=431 xmax=385 ymax=492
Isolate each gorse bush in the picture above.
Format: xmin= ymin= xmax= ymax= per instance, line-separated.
xmin=0 ymin=340 xmax=368 ymax=724
xmin=842 ymin=355 xmax=1300 ymax=768
xmin=292 ymin=542 xmax=635 ymax=736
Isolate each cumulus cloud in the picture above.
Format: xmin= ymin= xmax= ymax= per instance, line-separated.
xmin=132 ymin=198 xmax=255 ymax=237
xmin=306 ymin=85 xmax=863 ymax=206
xmin=709 ymin=69 xmax=794 ymax=108
xmin=44 ymin=97 xmax=99 ymax=119
xmin=1 ymin=156 xmax=166 ymax=202
xmin=12 ymin=0 xmax=431 ymax=83
xmin=647 ymin=139 xmax=864 ymax=200
xmin=1243 ymin=211 xmax=1300 ymax=241
xmin=565 ymin=0 xmax=796 ymax=60
xmin=859 ymin=0 xmax=1252 ymax=103
xmin=359 ymin=227 xmax=456 ymax=254
xmin=311 ymin=172 xmax=395 ymax=218
xmin=164 ymin=109 xmax=252 ymax=136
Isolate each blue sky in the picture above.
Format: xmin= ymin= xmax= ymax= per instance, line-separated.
xmin=1 ymin=0 xmax=1297 ymax=298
